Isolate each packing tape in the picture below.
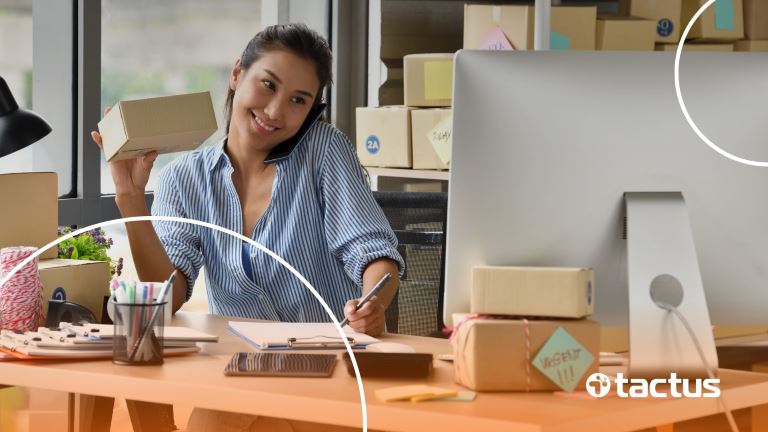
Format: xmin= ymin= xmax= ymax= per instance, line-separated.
xmin=492 ymin=5 xmax=501 ymax=24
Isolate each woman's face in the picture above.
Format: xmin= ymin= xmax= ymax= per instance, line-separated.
xmin=229 ymin=49 xmax=320 ymax=151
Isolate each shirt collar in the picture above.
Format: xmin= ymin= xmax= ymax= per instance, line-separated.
xmin=207 ymin=136 xmax=230 ymax=172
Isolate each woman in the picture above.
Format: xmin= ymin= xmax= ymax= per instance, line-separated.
xmin=93 ymin=23 xmax=400 ymax=431
xmin=93 ymin=23 xmax=402 ymax=337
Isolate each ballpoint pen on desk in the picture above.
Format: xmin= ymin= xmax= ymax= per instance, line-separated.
xmin=339 ymin=273 xmax=392 ymax=328
xmin=127 ymin=270 xmax=176 ymax=362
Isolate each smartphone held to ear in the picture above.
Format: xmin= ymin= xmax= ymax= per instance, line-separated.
xmin=264 ymin=102 xmax=327 ymax=164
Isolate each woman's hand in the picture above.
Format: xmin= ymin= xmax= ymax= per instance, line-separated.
xmin=343 ymin=295 xmax=386 ymax=336
xmin=91 ymin=107 xmax=158 ymax=198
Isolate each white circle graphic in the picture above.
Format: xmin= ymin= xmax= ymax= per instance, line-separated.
xmin=0 ymin=216 xmax=369 ymax=431
xmin=585 ymin=372 xmax=612 ymax=398
xmin=674 ymin=0 xmax=768 ymax=167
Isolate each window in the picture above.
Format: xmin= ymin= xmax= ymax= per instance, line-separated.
xmin=0 ymin=0 xmax=33 ymax=173
xmin=100 ymin=0 xmax=262 ymax=194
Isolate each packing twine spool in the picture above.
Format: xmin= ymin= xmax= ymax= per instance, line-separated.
xmin=0 ymin=247 xmax=44 ymax=331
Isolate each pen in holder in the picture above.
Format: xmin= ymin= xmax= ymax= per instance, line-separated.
xmin=110 ymin=298 xmax=166 ymax=365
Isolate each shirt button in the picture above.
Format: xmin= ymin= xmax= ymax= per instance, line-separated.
xmin=258 ymin=294 xmax=266 ymax=300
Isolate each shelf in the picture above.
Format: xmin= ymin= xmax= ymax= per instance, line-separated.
xmin=366 ymin=167 xmax=449 ymax=181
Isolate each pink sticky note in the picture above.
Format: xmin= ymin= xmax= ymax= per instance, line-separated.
xmin=480 ymin=26 xmax=515 ymax=51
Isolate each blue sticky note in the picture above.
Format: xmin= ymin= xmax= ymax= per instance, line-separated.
xmin=550 ymin=31 xmax=570 ymax=51
xmin=532 ymin=327 xmax=595 ymax=392
xmin=715 ymin=0 xmax=735 ymax=31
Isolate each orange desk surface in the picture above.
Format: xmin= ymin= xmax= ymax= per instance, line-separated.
xmin=1 ymin=312 xmax=768 ymax=432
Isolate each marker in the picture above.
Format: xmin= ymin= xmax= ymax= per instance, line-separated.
xmin=339 ymin=273 xmax=392 ymax=327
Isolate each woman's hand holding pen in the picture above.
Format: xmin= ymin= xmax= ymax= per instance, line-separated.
xmin=344 ymin=295 xmax=386 ymax=336
xmin=90 ymin=106 xmax=158 ymax=206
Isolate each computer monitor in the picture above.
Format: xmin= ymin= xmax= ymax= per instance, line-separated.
xmin=444 ymin=51 xmax=768 ymax=343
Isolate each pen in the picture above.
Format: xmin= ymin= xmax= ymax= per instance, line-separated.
xmin=128 ymin=270 xmax=176 ymax=362
xmin=339 ymin=273 xmax=392 ymax=327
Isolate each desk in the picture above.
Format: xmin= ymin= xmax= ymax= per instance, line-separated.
xmin=3 ymin=312 xmax=768 ymax=432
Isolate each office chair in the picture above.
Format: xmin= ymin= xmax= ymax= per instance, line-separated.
xmin=373 ymin=191 xmax=448 ymax=336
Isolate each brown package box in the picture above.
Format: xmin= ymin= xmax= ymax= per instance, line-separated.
xmin=98 ymin=91 xmax=218 ymax=162
xmin=403 ymin=54 xmax=454 ymax=108
xmin=682 ymin=0 xmax=744 ymax=40
xmin=355 ymin=106 xmax=412 ymax=168
xmin=463 ymin=4 xmax=596 ymax=51
xmin=453 ymin=317 xmax=600 ymax=391
xmin=0 ymin=172 xmax=57 ymax=260
xmin=596 ymin=16 xmax=656 ymax=51
xmin=744 ymin=0 xmax=768 ymax=39
xmin=735 ymin=40 xmax=768 ymax=51
xmin=630 ymin=0 xmax=683 ymax=43
xmin=411 ymin=108 xmax=451 ymax=170
xmin=38 ymin=259 xmax=111 ymax=320
xmin=656 ymin=42 xmax=734 ymax=51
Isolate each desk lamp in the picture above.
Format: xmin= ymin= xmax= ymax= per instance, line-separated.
xmin=0 ymin=76 xmax=51 ymax=157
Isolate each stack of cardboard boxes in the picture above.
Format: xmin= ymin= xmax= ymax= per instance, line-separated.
xmin=0 ymin=173 xmax=111 ymax=322
xmin=356 ymin=53 xmax=455 ymax=172
xmin=452 ymin=266 xmax=600 ymax=392
xmin=628 ymin=0 xmax=765 ymax=52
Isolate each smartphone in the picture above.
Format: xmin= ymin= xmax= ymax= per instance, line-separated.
xmin=263 ymin=102 xmax=327 ymax=164
xmin=223 ymin=352 xmax=337 ymax=377
xmin=342 ymin=352 xmax=433 ymax=378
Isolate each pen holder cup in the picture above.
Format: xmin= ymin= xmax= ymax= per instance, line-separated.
xmin=110 ymin=300 xmax=166 ymax=365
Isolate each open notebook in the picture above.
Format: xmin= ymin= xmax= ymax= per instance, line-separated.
xmin=229 ymin=321 xmax=380 ymax=350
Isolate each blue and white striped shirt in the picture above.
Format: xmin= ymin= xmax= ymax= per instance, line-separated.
xmin=151 ymin=121 xmax=404 ymax=322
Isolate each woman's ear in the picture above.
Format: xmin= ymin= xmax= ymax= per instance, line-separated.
xmin=229 ymin=58 xmax=242 ymax=91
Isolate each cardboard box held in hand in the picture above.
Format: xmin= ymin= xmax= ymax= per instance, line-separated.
xmin=98 ymin=91 xmax=218 ymax=161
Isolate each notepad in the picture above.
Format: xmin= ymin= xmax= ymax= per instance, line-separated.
xmin=376 ymin=385 xmax=458 ymax=402
xmin=228 ymin=321 xmax=380 ymax=350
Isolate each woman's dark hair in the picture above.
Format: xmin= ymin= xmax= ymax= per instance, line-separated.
xmin=224 ymin=23 xmax=333 ymax=133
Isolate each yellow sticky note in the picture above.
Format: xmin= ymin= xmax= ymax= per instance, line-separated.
xmin=427 ymin=114 xmax=452 ymax=166
xmin=376 ymin=385 xmax=457 ymax=403
xmin=424 ymin=61 xmax=453 ymax=101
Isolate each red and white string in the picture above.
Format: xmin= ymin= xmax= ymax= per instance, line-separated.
xmin=0 ymin=247 xmax=44 ymax=332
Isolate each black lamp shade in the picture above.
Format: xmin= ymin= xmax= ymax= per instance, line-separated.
xmin=0 ymin=76 xmax=52 ymax=158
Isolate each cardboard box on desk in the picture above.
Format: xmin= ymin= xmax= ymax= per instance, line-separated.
xmin=630 ymin=0 xmax=683 ymax=43
xmin=452 ymin=316 xmax=600 ymax=392
xmin=682 ymin=0 xmax=744 ymax=40
xmin=38 ymin=259 xmax=111 ymax=321
xmin=463 ymin=4 xmax=596 ymax=51
xmin=403 ymin=54 xmax=454 ymax=108
xmin=744 ymin=0 xmax=768 ymax=40
xmin=97 ymin=91 xmax=218 ymax=162
xmin=471 ymin=266 xmax=594 ymax=319
xmin=356 ymin=106 xmax=412 ymax=168
xmin=0 ymin=172 xmax=57 ymax=260
xmin=596 ymin=16 xmax=656 ymax=51
xmin=411 ymin=108 xmax=451 ymax=170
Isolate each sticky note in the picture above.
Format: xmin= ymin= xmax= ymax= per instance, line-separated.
xmin=714 ymin=0 xmax=735 ymax=31
xmin=424 ymin=61 xmax=453 ymax=101
xmin=480 ymin=26 xmax=515 ymax=50
xmin=427 ymin=114 xmax=452 ymax=165
xmin=376 ymin=385 xmax=458 ymax=402
xmin=550 ymin=31 xmax=570 ymax=51
xmin=532 ymin=326 xmax=595 ymax=392
xmin=438 ymin=391 xmax=477 ymax=402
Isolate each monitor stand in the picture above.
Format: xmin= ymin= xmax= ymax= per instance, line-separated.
xmin=624 ymin=192 xmax=718 ymax=379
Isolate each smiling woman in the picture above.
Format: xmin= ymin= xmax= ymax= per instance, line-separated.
xmin=92 ymin=23 xmax=403 ymax=431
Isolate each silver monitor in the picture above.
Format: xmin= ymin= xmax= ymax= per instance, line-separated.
xmin=444 ymin=51 xmax=768 ymax=374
